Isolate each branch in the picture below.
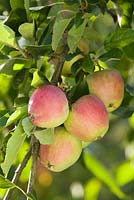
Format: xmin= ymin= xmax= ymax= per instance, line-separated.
xmin=26 ymin=51 xmax=67 ymax=199
xmin=3 ymin=144 xmax=32 ymax=200
xmin=51 ymin=55 xmax=65 ymax=86
xmin=26 ymin=135 xmax=40 ymax=199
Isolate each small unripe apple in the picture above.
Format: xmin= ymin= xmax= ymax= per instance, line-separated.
xmin=62 ymin=54 xmax=84 ymax=76
xmin=28 ymin=85 xmax=69 ymax=128
xmin=40 ymin=127 xmax=82 ymax=172
xmin=64 ymin=95 xmax=109 ymax=142
xmin=77 ymin=38 xmax=90 ymax=54
xmin=86 ymin=69 xmax=124 ymax=112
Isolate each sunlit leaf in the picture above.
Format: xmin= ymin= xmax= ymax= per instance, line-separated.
xmin=83 ymin=151 xmax=126 ymax=199
xmin=31 ymin=70 xmax=44 ymax=88
xmin=0 ymin=174 xmax=34 ymax=199
xmin=0 ymin=74 xmax=12 ymax=97
xmin=22 ymin=117 xmax=34 ymax=136
xmin=34 ymin=128 xmax=54 ymax=145
xmin=84 ymin=178 xmax=101 ymax=200
xmin=0 ymin=23 xmax=17 ymax=48
xmin=1 ymin=122 xmax=26 ymax=175
xmin=117 ymin=1 xmax=133 ymax=28
xmin=129 ymin=113 xmax=134 ymax=128
xmin=6 ymin=105 xmax=28 ymax=126
xmin=10 ymin=0 xmax=25 ymax=10
xmin=19 ymin=23 xmax=34 ymax=40
xmin=0 ymin=175 xmax=15 ymax=189
xmin=0 ymin=58 xmax=32 ymax=75
xmin=116 ymin=161 xmax=134 ymax=186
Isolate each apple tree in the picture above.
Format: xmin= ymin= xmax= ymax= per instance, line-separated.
xmin=0 ymin=0 xmax=134 ymax=199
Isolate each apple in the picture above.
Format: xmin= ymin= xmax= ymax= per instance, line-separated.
xmin=86 ymin=69 xmax=124 ymax=112
xmin=64 ymin=95 xmax=109 ymax=142
xmin=77 ymin=38 xmax=90 ymax=54
xmin=40 ymin=127 xmax=82 ymax=172
xmin=36 ymin=161 xmax=53 ymax=186
xmin=28 ymin=85 xmax=69 ymax=128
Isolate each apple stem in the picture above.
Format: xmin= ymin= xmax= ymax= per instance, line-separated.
xmin=3 ymin=143 xmax=32 ymax=200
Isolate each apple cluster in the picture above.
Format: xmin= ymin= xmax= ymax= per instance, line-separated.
xmin=28 ymin=69 xmax=124 ymax=172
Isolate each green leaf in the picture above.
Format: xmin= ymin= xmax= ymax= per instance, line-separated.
xmin=19 ymin=23 xmax=34 ymax=40
xmin=34 ymin=128 xmax=54 ymax=145
xmin=123 ymin=43 xmax=134 ymax=60
xmin=5 ymin=9 xmax=27 ymax=34
xmin=126 ymin=85 xmax=134 ymax=96
xmin=0 ymin=175 xmax=15 ymax=189
xmin=22 ymin=117 xmax=34 ymax=136
xmin=113 ymin=106 xmax=134 ymax=118
xmin=116 ymin=161 xmax=134 ymax=186
xmin=29 ymin=3 xmax=62 ymax=25
xmin=0 ymin=175 xmax=33 ymax=199
xmin=83 ymin=151 xmax=126 ymax=199
xmin=52 ymin=11 xmax=73 ymax=51
xmin=31 ymin=70 xmax=45 ymax=88
xmin=10 ymin=0 xmax=25 ymax=10
xmin=0 ymin=58 xmax=32 ymax=75
xmin=1 ymin=122 xmax=26 ymax=175
xmin=24 ymin=0 xmax=29 ymax=16
xmin=67 ymin=16 xmax=88 ymax=53
xmin=81 ymin=55 xmax=94 ymax=73
xmin=6 ymin=105 xmax=28 ymax=127
xmin=104 ymin=28 xmax=134 ymax=50
xmin=0 ymin=134 xmax=11 ymax=164
xmin=0 ymin=23 xmax=17 ymax=48
xmin=117 ymin=1 xmax=133 ymax=28
xmin=26 ymin=45 xmax=51 ymax=56
xmin=84 ymin=178 xmax=102 ymax=200
xmin=99 ymin=48 xmax=123 ymax=62
xmin=0 ymin=113 xmax=10 ymax=128
xmin=0 ymin=74 xmax=12 ymax=97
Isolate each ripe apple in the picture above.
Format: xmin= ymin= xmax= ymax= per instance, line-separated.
xmin=64 ymin=95 xmax=109 ymax=142
xmin=86 ymin=69 xmax=124 ymax=112
xmin=40 ymin=127 xmax=82 ymax=172
xmin=28 ymin=85 xmax=69 ymax=128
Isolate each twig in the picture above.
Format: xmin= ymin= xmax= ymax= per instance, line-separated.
xmin=3 ymin=144 xmax=32 ymax=200
xmin=51 ymin=55 xmax=65 ymax=86
xmin=26 ymin=135 xmax=40 ymax=199
xmin=26 ymin=52 xmax=66 ymax=199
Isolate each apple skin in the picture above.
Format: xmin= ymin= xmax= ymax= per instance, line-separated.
xmin=40 ymin=127 xmax=82 ymax=172
xmin=86 ymin=69 xmax=124 ymax=112
xmin=64 ymin=95 xmax=109 ymax=142
xmin=28 ymin=85 xmax=69 ymax=128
